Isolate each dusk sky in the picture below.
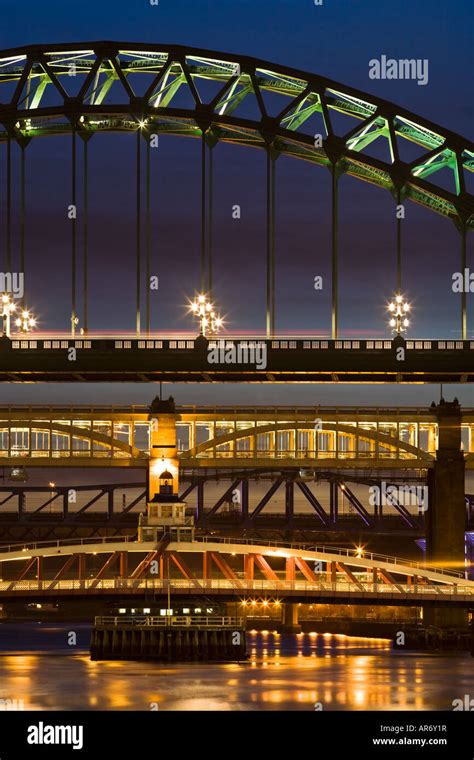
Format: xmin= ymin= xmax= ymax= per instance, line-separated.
xmin=0 ymin=0 xmax=472 ymax=408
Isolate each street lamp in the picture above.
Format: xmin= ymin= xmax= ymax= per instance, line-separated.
xmin=71 ymin=314 xmax=79 ymax=337
xmin=1 ymin=293 xmax=17 ymax=337
xmin=387 ymin=294 xmax=410 ymax=335
xmin=48 ymin=481 xmax=55 ymax=514
xmin=15 ymin=309 xmax=37 ymax=333
xmin=1 ymin=294 xmax=37 ymax=337
xmin=189 ymin=294 xmax=223 ymax=336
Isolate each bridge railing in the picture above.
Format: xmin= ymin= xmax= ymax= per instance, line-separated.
xmin=1 ymin=578 xmax=473 ymax=597
xmin=94 ymin=615 xmax=243 ymax=628
xmin=185 ymin=450 xmax=419 ymax=460
xmin=193 ymin=536 xmax=466 ymax=580
xmin=0 ymin=533 xmax=466 ymax=581
xmin=2 ymin=403 xmax=473 ymax=418
xmin=0 ymin=535 xmax=135 ymax=555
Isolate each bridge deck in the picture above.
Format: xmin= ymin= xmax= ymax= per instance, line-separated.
xmin=0 ymin=537 xmax=471 ymax=606
xmin=1 ymin=577 xmax=472 ymax=606
xmin=1 ymin=338 xmax=474 ymax=382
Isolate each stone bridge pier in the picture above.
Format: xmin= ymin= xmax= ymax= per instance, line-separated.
xmin=426 ymin=399 xmax=467 ymax=628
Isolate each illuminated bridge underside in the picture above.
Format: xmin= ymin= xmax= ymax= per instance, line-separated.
xmin=2 ymin=338 xmax=474 ymax=382
xmin=0 ymin=42 xmax=473 ymax=226
xmin=1 ymin=405 xmax=473 ymax=469
xmin=1 ymin=539 xmax=473 ymax=606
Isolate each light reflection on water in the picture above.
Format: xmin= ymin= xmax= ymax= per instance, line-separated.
xmin=0 ymin=629 xmax=472 ymax=711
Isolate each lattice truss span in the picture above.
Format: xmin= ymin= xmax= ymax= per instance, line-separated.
xmin=0 ymin=42 xmax=473 ymax=227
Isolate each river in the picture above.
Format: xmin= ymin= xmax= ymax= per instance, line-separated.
xmin=0 ymin=624 xmax=472 ymax=711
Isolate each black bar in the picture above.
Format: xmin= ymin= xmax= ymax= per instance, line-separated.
xmin=0 ymin=710 xmax=469 ymax=757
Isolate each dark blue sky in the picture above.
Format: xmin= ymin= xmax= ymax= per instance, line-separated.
xmin=0 ymin=0 xmax=473 ymax=407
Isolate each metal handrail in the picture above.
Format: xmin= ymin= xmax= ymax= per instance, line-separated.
xmin=1 ymin=403 xmax=473 ymax=414
xmin=0 ymin=533 xmax=466 ymax=580
xmin=0 ymin=534 xmax=134 ymax=554
xmin=192 ymin=536 xmax=466 ymax=579
xmin=94 ymin=615 xmax=243 ymax=627
xmin=1 ymin=578 xmax=473 ymax=597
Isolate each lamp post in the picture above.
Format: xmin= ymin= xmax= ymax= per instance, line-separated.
xmin=1 ymin=294 xmax=37 ymax=337
xmin=1 ymin=293 xmax=16 ymax=337
xmin=387 ymin=294 xmax=411 ymax=335
xmin=15 ymin=309 xmax=36 ymax=333
xmin=48 ymin=481 xmax=55 ymax=514
xmin=189 ymin=294 xmax=223 ymax=337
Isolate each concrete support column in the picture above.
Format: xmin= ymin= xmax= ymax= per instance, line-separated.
xmin=426 ymin=398 xmax=467 ymax=628
xmin=148 ymin=396 xmax=179 ymax=498
xmin=281 ymin=602 xmax=301 ymax=633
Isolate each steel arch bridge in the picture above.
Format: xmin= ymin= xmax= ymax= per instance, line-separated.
xmin=0 ymin=42 xmax=473 ymax=343
xmin=1 ymin=403 xmax=473 ymax=468
xmin=0 ymin=536 xmax=473 ymax=607
xmin=0 ymin=402 xmax=472 ymax=543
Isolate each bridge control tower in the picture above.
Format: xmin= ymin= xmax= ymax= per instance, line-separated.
xmin=138 ymin=470 xmax=194 ymax=542
xmin=148 ymin=395 xmax=180 ymax=495
xmin=138 ymin=395 xmax=194 ymax=543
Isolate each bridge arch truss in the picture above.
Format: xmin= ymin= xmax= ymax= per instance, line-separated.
xmin=0 ymin=537 xmax=472 ymax=607
xmin=1 ymin=405 xmax=474 ymax=468
xmin=0 ymin=42 xmax=473 ymax=337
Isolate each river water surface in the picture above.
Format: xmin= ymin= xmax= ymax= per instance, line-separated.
xmin=0 ymin=624 xmax=472 ymax=711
